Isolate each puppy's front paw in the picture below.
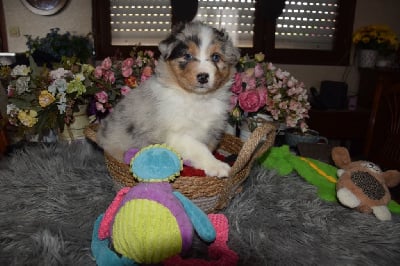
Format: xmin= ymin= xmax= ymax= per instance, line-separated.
xmin=203 ymin=160 xmax=231 ymax=178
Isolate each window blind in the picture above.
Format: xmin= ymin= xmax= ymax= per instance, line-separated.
xmin=275 ymin=0 xmax=339 ymax=50
xmin=196 ymin=0 xmax=255 ymax=47
xmin=110 ymin=0 xmax=255 ymax=47
xmin=110 ymin=0 xmax=172 ymax=46
xmin=110 ymin=0 xmax=339 ymax=50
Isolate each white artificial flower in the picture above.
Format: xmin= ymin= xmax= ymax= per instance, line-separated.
xmin=74 ymin=73 xmax=85 ymax=82
xmin=6 ymin=103 xmax=19 ymax=114
xmin=11 ymin=65 xmax=31 ymax=77
xmin=15 ymin=76 xmax=31 ymax=94
xmin=50 ymin=68 xmax=71 ymax=80
xmin=48 ymin=78 xmax=68 ymax=95
xmin=57 ymin=102 xmax=67 ymax=114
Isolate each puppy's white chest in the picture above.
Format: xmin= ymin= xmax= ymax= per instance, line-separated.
xmin=159 ymin=89 xmax=227 ymax=132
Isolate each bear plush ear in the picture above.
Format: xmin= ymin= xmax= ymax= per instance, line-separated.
xmin=382 ymin=170 xmax=400 ymax=188
xmin=331 ymin=147 xmax=352 ymax=169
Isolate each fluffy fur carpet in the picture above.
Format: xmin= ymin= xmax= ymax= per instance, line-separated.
xmin=1 ymin=141 xmax=400 ymax=266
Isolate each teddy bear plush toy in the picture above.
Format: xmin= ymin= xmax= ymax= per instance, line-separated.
xmin=331 ymin=146 xmax=400 ymax=221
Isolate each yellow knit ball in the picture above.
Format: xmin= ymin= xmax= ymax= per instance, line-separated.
xmin=112 ymin=199 xmax=182 ymax=264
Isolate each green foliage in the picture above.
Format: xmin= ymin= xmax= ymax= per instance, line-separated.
xmin=25 ymin=28 xmax=93 ymax=63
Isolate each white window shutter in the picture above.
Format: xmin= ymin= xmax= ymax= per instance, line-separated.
xmin=110 ymin=0 xmax=255 ymax=47
xmin=110 ymin=0 xmax=172 ymax=46
xmin=275 ymin=0 xmax=339 ymax=50
xmin=110 ymin=0 xmax=339 ymax=50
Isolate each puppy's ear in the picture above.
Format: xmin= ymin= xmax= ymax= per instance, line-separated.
xmin=158 ymin=36 xmax=174 ymax=59
xmin=159 ymin=23 xmax=185 ymax=59
xmin=214 ymin=28 xmax=240 ymax=65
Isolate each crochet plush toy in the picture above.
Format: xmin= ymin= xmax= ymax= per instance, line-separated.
xmin=331 ymin=146 xmax=400 ymax=221
xmin=91 ymin=144 xmax=216 ymax=265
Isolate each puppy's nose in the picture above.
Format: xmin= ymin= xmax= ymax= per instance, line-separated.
xmin=197 ymin=73 xmax=209 ymax=84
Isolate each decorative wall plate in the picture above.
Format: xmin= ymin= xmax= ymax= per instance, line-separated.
xmin=20 ymin=0 xmax=68 ymax=16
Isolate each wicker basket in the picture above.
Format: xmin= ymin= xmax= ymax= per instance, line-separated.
xmin=84 ymin=122 xmax=276 ymax=213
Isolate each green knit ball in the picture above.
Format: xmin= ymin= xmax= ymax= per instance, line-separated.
xmin=112 ymin=199 xmax=182 ymax=264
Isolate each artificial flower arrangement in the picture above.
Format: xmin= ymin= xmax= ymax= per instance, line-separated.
xmin=230 ymin=53 xmax=310 ymax=133
xmin=1 ymin=46 xmax=157 ymax=141
xmin=2 ymin=56 xmax=94 ymax=140
xmin=352 ymin=24 xmax=399 ymax=55
xmin=87 ymin=48 xmax=157 ymax=120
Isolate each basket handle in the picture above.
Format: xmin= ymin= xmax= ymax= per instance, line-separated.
xmin=83 ymin=123 xmax=99 ymax=143
xmin=229 ymin=122 xmax=276 ymax=177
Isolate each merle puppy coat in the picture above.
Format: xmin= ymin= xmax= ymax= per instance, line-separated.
xmin=97 ymin=21 xmax=240 ymax=177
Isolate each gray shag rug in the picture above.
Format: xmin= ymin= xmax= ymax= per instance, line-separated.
xmin=1 ymin=141 xmax=400 ymax=266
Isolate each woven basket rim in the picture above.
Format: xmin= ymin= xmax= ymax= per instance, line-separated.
xmin=84 ymin=122 xmax=276 ymax=213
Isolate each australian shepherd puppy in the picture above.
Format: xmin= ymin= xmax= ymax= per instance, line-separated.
xmin=96 ymin=21 xmax=240 ymax=178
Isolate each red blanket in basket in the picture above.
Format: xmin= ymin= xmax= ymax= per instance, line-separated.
xmin=124 ymin=148 xmax=236 ymax=177
xmin=180 ymin=151 xmax=236 ymax=177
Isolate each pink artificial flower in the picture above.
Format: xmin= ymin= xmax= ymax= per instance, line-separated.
xmin=95 ymin=102 xmax=106 ymax=113
xmin=257 ymin=88 xmax=267 ymax=107
xmin=287 ymin=87 xmax=297 ymax=96
xmin=287 ymin=79 xmax=294 ymax=88
xmin=275 ymin=69 xmax=284 ymax=79
xmin=299 ymin=120 xmax=308 ymax=132
xmin=279 ymin=101 xmax=289 ymax=110
xmin=122 ymin=58 xmax=134 ymax=68
xmin=254 ymin=63 xmax=264 ymax=78
xmin=7 ymin=86 xmax=15 ymax=97
xmin=101 ymin=57 xmax=112 ymax=70
xmin=121 ymin=66 xmax=133 ymax=78
xmin=144 ymin=50 xmax=154 ymax=58
xmin=135 ymin=57 xmax=143 ymax=67
xmin=289 ymin=100 xmax=300 ymax=111
xmin=140 ymin=66 xmax=153 ymax=82
xmin=95 ymin=91 xmax=109 ymax=104
xmin=286 ymin=116 xmax=297 ymax=128
xmin=231 ymin=73 xmax=243 ymax=94
xmin=120 ymin=85 xmax=131 ymax=96
xmin=230 ymin=94 xmax=238 ymax=110
xmin=238 ymin=89 xmax=263 ymax=113
xmin=242 ymin=73 xmax=256 ymax=90
xmin=142 ymin=65 xmax=153 ymax=77
xmin=94 ymin=66 xmax=103 ymax=79
xmin=103 ymin=70 xmax=115 ymax=84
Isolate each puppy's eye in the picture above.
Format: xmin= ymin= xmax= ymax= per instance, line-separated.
xmin=183 ymin=53 xmax=193 ymax=61
xmin=211 ymin=53 xmax=221 ymax=63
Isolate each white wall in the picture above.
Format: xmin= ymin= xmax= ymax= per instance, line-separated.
xmin=3 ymin=0 xmax=92 ymax=52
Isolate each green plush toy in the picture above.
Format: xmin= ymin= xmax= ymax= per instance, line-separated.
xmin=260 ymin=145 xmax=400 ymax=214
xmin=260 ymin=145 xmax=338 ymax=201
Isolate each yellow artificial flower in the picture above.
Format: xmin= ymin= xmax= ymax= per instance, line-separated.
xmin=254 ymin=52 xmax=265 ymax=63
xmin=66 ymin=79 xmax=86 ymax=97
xmin=352 ymin=24 xmax=399 ymax=53
xmin=38 ymin=90 xmax=56 ymax=108
xmin=231 ymin=106 xmax=242 ymax=121
xmin=17 ymin=110 xmax=38 ymax=127
xmin=81 ymin=63 xmax=95 ymax=74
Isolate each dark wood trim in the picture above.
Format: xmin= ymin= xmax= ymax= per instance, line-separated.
xmin=92 ymin=0 xmax=158 ymax=59
xmin=0 ymin=0 xmax=8 ymax=51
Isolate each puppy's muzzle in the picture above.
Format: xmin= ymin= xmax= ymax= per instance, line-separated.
xmin=197 ymin=73 xmax=209 ymax=84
